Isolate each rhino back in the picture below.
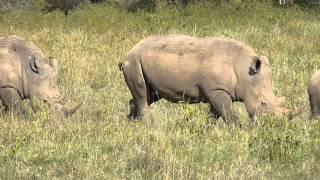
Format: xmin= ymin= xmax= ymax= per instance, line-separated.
xmin=129 ymin=35 xmax=256 ymax=71
xmin=0 ymin=36 xmax=44 ymax=59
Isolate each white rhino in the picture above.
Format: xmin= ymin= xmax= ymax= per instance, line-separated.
xmin=0 ymin=35 xmax=81 ymax=116
xmin=119 ymin=35 xmax=289 ymax=123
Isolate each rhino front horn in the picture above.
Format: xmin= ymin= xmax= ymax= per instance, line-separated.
xmin=62 ymin=102 xmax=82 ymax=116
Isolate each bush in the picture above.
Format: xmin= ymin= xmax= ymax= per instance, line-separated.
xmin=295 ymin=0 xmax=320 ymax=7
xmin=0 ymin=0 xmax=36 ymax=11
xmin=120 ymin=0 xmax=156 ymax=12
xmin=43 ymin=0 xmax=91 ymax=15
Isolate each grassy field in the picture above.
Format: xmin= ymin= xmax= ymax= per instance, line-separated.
xmin=0 ymin=1 xmax=320 ymax=178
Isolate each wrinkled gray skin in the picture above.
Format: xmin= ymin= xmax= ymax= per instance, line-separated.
xmin=119 ymin=35 xmax=289 ymax=123
xmin=308 ymin=71 xmax=320 ymax=118
xmin=0 ymin=35 xmax=81 ymax=116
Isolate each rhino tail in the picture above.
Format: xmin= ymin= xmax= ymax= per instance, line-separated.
xmin=118 ymin=62 xmax=124 ymax=71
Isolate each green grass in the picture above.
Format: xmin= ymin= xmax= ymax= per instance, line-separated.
xmin=0 ymin=2 xmax=320 ymax=178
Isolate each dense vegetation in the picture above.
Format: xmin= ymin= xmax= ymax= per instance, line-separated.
xmin=1 ymin=0 xmax=319 ymax=12
xmin=0 ymin=1 xmax=320 ymax=178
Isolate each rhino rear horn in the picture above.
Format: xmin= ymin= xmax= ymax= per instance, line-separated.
xmin=49 ymin=57 xmax=58 ymax=73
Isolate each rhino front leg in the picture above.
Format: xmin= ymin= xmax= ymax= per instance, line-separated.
xmin=209 ymin=106 xmax=220 ymax=120
xmin=205 ymin=90 xmax=236 ymax=124
xmin=0 ymin=88 xmax=26 ymax=115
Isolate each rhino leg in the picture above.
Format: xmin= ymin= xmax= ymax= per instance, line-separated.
xmin=128 ymin=98 xmax=137 ymax=120
xmin=209 ymin=106 xmax=220 ymax=120
xmin=205 ymin=90 xmax=236 ymax=123
xmin=122 ymin=56 xmax=148 ymax=120
xmin=125 ymin=85 xmax=160 ymax=120
xmin=309 ymin=92 xmax=320 ymax=119
xmin=147 ymin=85 xmax=161 ymax=105
xmin=0 ymin=88 xmax=26 ymax=115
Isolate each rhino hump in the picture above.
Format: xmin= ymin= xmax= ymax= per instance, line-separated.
xmin=0 ymin=35 xmax=44 ymax=59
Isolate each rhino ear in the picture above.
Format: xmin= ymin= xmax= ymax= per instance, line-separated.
xmin=249 ymin=56 xmax=261 ymax=76
xmin=29 ymin=55 xmax=40 ymax=74
xmin=259 ymin=55 xmax=270 ymax=65
xmin=49 ymin=57 xmax=58 ymax=73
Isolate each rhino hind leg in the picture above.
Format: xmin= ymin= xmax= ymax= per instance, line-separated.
xmin=204 ymin=90 xmax=236 ymax=124
xmin=308 ymin=90 xmax=320 ymax=119
xmin=122 ymin=56 xmax=149 ymax=120
xmin=0 ymin=88 xmax=26 ymax=115
xmin=128 ymin=98 xmax=137 ymax=120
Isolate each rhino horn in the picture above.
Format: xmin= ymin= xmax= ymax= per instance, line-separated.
xmin=61 ymin=102 xmax=82 ymax=116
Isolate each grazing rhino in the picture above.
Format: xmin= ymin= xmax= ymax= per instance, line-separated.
xmin=0 ymin=35 xmax=81 ymax=116
xmin=119 ymin=34 xmax=289 ymax=123
xmin=308 ymin=70 xmax=320 ymax=118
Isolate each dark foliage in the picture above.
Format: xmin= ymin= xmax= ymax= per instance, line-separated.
xmin=121 ymin=0 xmax=156 ymax=12
xmin=0 ymin=0 xmax=33 ymax=11
xmin=295 ymin=0 xmax=320 ymax=7
xmin=44 ymin=0 xmax=92 ymax=15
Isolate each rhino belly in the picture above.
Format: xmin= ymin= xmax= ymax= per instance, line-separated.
xmin=149 ymin=81 xmax=205 ymax=103
xmin=139 ymin=50 xmax=206 ymax=103
xmin=143 ymin=66 xmax=205 ymax=103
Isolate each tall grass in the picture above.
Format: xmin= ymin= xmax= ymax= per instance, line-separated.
xmin=0 ymin=2 xmax=320 ymax=178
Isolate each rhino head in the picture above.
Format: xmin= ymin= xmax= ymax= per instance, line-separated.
xmin=24 ymin=55 xmax=81 ymax=115
xmin=241 ymin=55 xmax=290 ymax=119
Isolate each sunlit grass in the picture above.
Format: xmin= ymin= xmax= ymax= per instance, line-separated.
xmin=0 ymin=2 xmax=320 ymax=178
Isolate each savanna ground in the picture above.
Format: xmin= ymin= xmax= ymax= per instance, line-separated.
xmin=0 ymin=1 xmax=320 ymax=178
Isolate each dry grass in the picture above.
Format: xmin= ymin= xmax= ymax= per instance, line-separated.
xmin=0 ymin=2 xmax=320 ymax=178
